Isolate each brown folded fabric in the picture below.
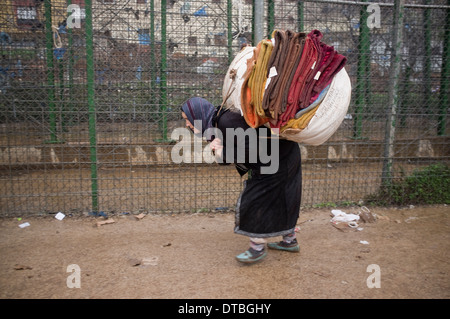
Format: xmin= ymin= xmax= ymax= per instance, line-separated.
xmin=263 ymin=30 xmax=305 ymax=126
xmin=278 ymin=31 xmax=306 ymax=114
xmin=261 ymin=30 xmax=289 ymax=119
xmin=277 ymin=33 xmax=319 ymax=128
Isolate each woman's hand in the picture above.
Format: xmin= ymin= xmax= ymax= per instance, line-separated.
xmin=209 ymin=138 xmax=223 ymax=159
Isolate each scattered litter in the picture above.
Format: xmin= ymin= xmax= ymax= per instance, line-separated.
xmin=348 ymin=221 xmax=359 ymax=228
xmin=330 ymin=209 xmax=360 ymax=232
xmin=128 ymin=256 xmax=159 ymax=267
xmin=128 ymin=258 xmax=142 ymax=267
xmin=14 ymin=264 xmax=32 ymax=270
xmin=134 ymin=213 xmax=146 ymax=220
xmin=162 ymin=242 xmax=171 ymax=247
xmin=18 ymin=222 xmax=30 ymax=228
xmin=141 ymin=256 xmax=158 ymax=266
xmin=330 ymin=210 xmax=360 ymax=223
xmin=360 ymin=240 xmax=370 ymax=245
xmin=96 ymin=219 xmax=115 ymax=227
xmin=89 ymin=211 xmax=107 ymax=218
xmin=405 ymin=216 xmax=418 ymax=223
xmin=313 ymin=270 xmax=330 ymax=278
xmin=55 ymin=212 xmax=65 ymax=221
xmin=377 ymin=215 xmax=390 ymax=221
xmin=358 ymin=206 xmax=377 ymax=223
xmin=298 ymin=219 xmax=313 ymax=225
xmin=17 ymin=218 xmax=22 ymax=221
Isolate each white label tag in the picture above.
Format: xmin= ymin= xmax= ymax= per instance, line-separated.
xmin=268 ymin=66 xmax=278 ymax=78
xmin=314 ymin=71 xmax=321 ymax=80
xmin=264 ymin=77 xmax=272 ymax=90
xmin=311 ymin=61 xmax=316 ymax=69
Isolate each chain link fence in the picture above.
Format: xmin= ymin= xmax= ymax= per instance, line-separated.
xmin=0 ymin=0 xmax=449 ymax=216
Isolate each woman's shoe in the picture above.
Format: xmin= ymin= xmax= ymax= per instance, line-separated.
xmin=267 ymin=239 xmax=300 ymax=252
xmin=235 ymin=247 xmax=267 ymax=263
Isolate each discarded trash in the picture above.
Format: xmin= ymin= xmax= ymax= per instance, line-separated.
xmin=330 ymin=209 xmax=360 ymax=232
xmin=55 ymin=212 xmax=65 ymax=221
xmin=348 ymin=221 xmax=359 ymax=228
xmin=331 ymin=210 xmax=360 ymax=223
xmin=128 ymin=258 xmax=142 ymax=267
xmin=18 ymin=222 xmax=30 ymax=228
xmin=162 ymin=242 xmax=172 ymax=247
xmin=377 ymin=215 xmax=390 ymax=221
xmin=128 ymin=257 xmax=159 ymax=267
xmin=141 ymin=256 xmax=158 ymax=266
xmin=405 ymin=216 xmax=418 ymax=223
xmin=360 ymin=240 xmax=369 ymax=245
xmin=89 ymin=211 xmax=107 ymax=218
xmin=96 ymin=219 xmax=115 ymax=227
xmin=134 ymin=213 xmax=146 ymax=220
xmin=358 ymin=206 xmax=376 ymax=223
xmin=14 ymin=264 xmax=32 ymax=270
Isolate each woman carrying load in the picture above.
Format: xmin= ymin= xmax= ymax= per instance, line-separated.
xmin=180 ymin=97 xmax=302 ymax=264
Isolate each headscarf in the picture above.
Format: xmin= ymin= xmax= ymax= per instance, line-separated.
xmin=181 ymin=97 xmax=216 ymax=139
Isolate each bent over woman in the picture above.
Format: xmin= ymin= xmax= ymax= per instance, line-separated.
xmin=181 ymin=97 xmax=302 ymax=264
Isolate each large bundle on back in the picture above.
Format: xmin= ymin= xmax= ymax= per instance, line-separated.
xmin=222 ymin=29 xmax=351 ymax=146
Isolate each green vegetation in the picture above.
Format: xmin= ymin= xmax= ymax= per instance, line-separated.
xmin=367 ymin=163 xmax=450 ymax=206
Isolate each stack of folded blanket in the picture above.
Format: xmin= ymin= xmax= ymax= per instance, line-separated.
xmin=240 ymin=29 xmax=347 ymax=133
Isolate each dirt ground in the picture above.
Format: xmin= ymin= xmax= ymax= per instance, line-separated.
xmin=0 ymin=205 xmax=448 ymax=299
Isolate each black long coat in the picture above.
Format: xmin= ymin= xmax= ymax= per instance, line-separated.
xmin=215 ymin=110 xmax=302 ymax=238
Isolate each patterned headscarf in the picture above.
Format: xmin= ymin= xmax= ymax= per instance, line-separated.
xmin=181 ymin=97 xmax=216 ymax=139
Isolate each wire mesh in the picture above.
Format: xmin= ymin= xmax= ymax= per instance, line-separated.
xmin=0 ymin=0 xmax=448 ymax=216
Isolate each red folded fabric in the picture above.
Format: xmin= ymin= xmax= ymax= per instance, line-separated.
xmin=308 ymin=52 xmax=347 ymax=105
xmin=279 ymin=32 xmax=306 ymax=114
xmin=275 ymin=31 xmax=320 ymax=129
xmin=296 ymin=30 xmax=325 ymax=111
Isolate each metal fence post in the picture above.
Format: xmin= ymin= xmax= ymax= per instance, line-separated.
xmin=297 ymin=0 xmax=304 ymax=32
xmin=159 ymin=0 xmax=168 ymax=142
xmin=423 ymin=0 xmax=432 ymax=115
xmin=254 ymin=0 xmax=264 ymax=44
xmin=150 ymin=0 xmax=156 ymax=117
xmin=382 ymin=0 xmax=405 ymax=186
xmin=67 ymin=0 xmax=75 ymax=128
xmin=44 ymin=0 xmax=57 ymax=143
xmin=267 ymin=0 xmax=275 ymax=37
xmin=353 ymin=0 xmax=370 ymax=140
xmin=438 ymin=0 xmax=450 ymax=136
xmin=227 ymin=0 xmax=233 ymax=64
xmin=84 ymin=0 xmax=99 ymax=213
